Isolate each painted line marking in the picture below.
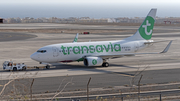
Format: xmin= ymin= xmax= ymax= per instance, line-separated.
xmin=112 ymin=72 xmax=135 ymax=77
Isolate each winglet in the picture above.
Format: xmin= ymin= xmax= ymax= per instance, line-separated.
xmin=73 ymin=33 xmax=79 ymax=43
xmin=160 ymin=41 xmax=173 ymax=53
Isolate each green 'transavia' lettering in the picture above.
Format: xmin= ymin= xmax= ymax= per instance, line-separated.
xmin=103 ymin=45 xmax=110 ymax=52
xmin=114 ymin=44 xmax=121 ymax=52
xmin=61 ymin=45 xmax=67 ymax=55
xmin=89 ymin=45 xmax=95 ymax=53
xmin=73 ymin=46 xmax=80 ymax=54
xmin=67 ymin=46 xmax=72 ymax=54
xmin=110 ymin=42 xmax=113 ymax=52
xmin=61 ymin=42 xmax=121 ymax=55
xmin=96 ymin=45 xmax=103 ymax=53
xmin=81 ymin=46 xmax=89 ymax=54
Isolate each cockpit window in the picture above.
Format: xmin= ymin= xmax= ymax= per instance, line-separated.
xmin=37 ymin=50 xmax=47 ymax=53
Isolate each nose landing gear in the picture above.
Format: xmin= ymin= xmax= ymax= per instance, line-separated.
xmin=39 ymin=62 xmax=50 ymax=69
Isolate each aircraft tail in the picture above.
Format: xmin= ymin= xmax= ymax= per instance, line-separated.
xmin=73 ymin=33 xmax=79 ymax=43
xmin=125 ymin=9 xmax=157 ymax=40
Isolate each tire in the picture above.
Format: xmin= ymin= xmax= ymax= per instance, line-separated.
xmin=46 ymin=65 xmax=50 ymax=69
xmin=102 ymin=62 xmax=109 ymax=67
xmin=22 ymin=66 xmax=26 ymax=71
xmin=13 ymin=67 xmax=17 ymax=71
xmin=104 ymin=62 xmax=109 ymax=67
xmin=102 ymin=63 xmax=105 ymax=67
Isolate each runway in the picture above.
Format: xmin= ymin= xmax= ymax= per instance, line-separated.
xmin=0 ymin=23 xmax=179 ymax=100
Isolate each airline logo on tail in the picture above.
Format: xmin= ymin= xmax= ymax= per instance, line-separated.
xmin=139 ymin=16 xmax=155 ymax=40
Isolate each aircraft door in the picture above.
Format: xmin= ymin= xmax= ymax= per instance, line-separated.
xmin=52 ymin=47 xmax=59 ymax=57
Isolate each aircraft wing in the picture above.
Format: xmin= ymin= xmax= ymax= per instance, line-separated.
xmin=90 ymin=41 xmax=173 ymax=60
xmin=144 ymin=40 xmax=172 ymax=44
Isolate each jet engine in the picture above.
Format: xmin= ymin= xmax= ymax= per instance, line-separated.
xmin=84 ymin=57 xmax=103 ymax=66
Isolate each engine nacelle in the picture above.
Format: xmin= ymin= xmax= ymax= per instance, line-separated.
xmin=84 ymin=57 xmax=103 ymax=66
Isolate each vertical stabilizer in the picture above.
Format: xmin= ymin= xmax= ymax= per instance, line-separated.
xmin=125 ymin=9 xmax=157 ymax=40
xmin=73 ymin=33 xmax=79 ymax=43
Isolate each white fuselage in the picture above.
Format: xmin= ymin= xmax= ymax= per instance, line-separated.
xmin=30 ymin=39 xmax=150 ymax=63
xmin=30 ymin=9 xmax=158 ymax=67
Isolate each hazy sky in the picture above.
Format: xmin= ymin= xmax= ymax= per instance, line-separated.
xmin=0 ymin=0 xmax=180 ymax=18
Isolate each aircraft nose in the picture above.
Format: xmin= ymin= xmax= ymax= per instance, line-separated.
xmin=30 ymin=53 xmax=38 ymax=61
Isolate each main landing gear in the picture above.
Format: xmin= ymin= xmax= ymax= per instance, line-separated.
xmin=102 ymin=62 xmax=109 ymax=67
xmin=46 ymin=65 xmax=50 ymax=69
xmin=40 ymin=62 xmax=50 ymax=69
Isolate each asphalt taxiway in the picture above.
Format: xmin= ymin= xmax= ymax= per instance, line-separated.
xmin=0 ymin=32 xmax=37 ymax=42
xmin=0 ymin=23 xmax=179 ymax=100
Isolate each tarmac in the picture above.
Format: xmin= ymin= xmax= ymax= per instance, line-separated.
xmin=0 ymin=23 xmax=179 ymax=100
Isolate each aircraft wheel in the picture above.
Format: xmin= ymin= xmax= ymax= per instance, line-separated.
xmin=102 ymin=63 xmax=105 ymax=67
xmin=104 ymin=62 xmax=109 ymax=67
xmin=102 ymin=62 xmax=109 ymax=67
xmin=46 ymin=65 xmax=50 ymax=69
xmin=13 ymin=67 xmax=17 ymax=71
xmin=22 ymin=66 xmax=26 ymax=71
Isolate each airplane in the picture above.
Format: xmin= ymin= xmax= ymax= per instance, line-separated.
xmin=30 ymin=9 xmax=172 ymax=68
